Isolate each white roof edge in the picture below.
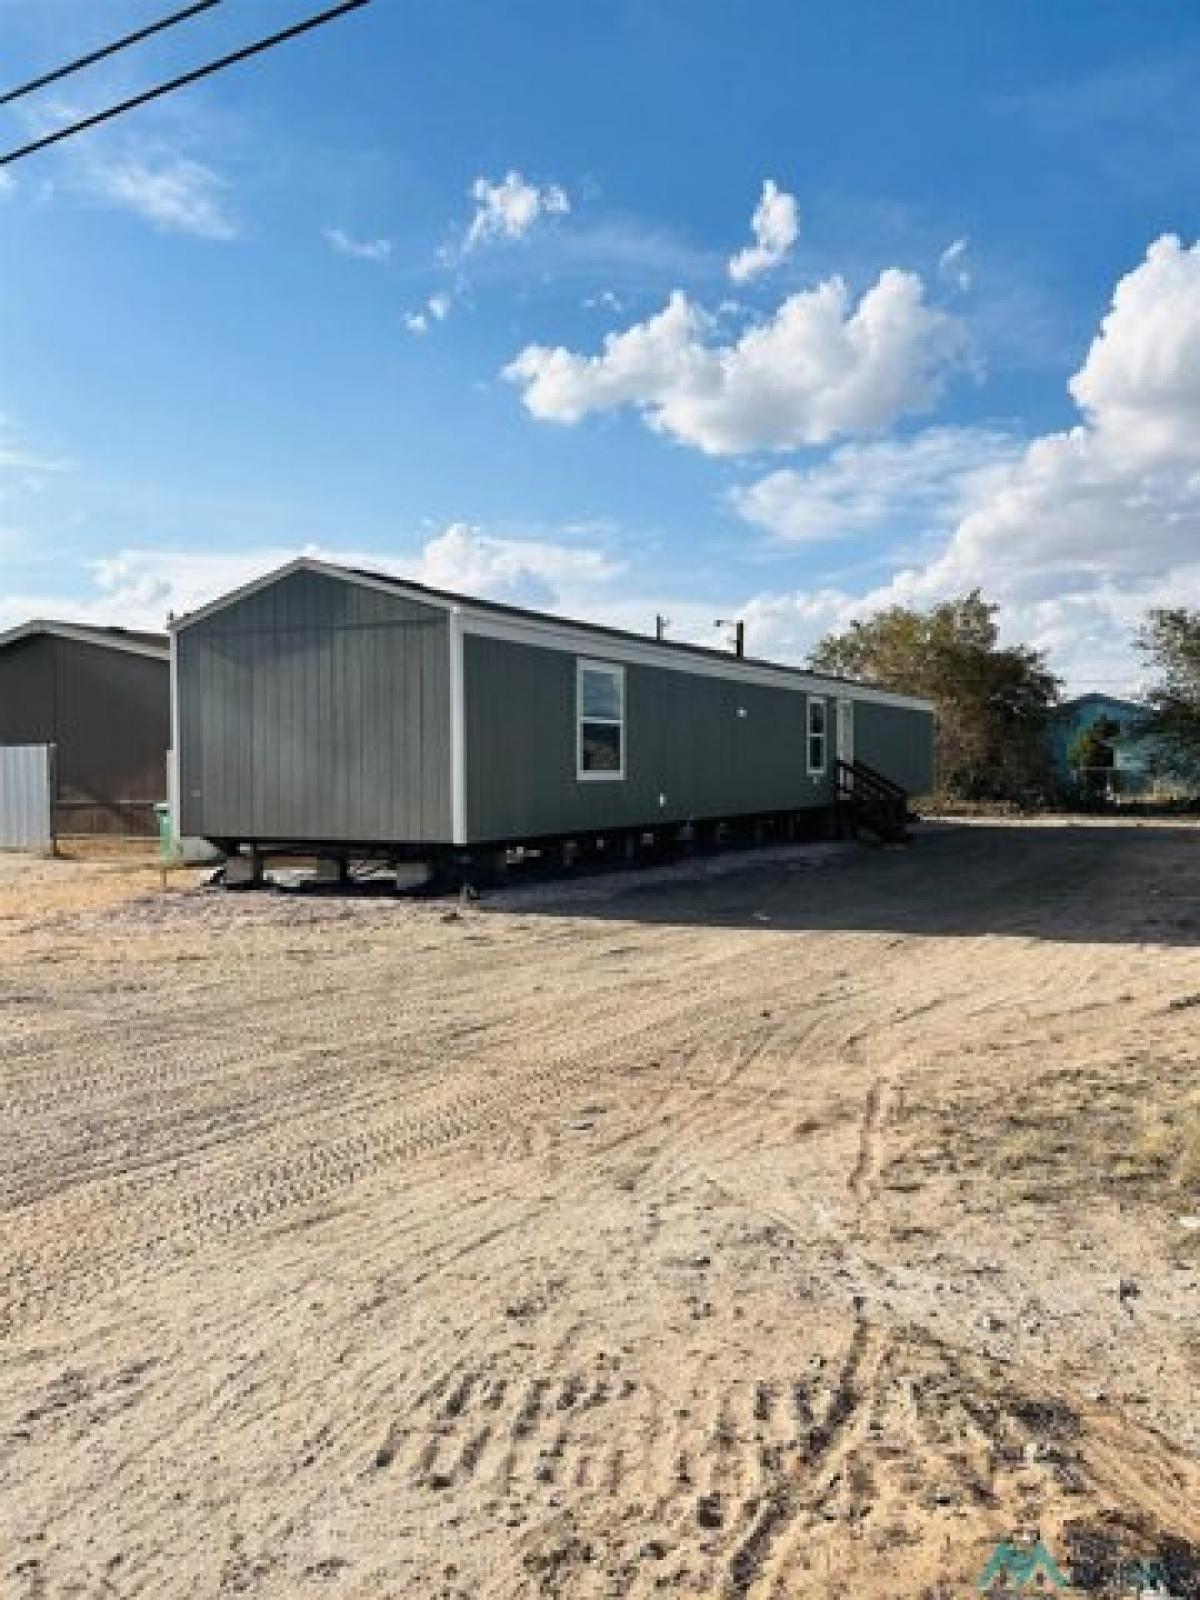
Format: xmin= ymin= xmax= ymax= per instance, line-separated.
xmin=170 ymin=556 xmax=934 ymax=714
xmin=0 ymin=619 xmax=169 ymax=661
xmin=460 ymin=609 xmax=934 ymax=711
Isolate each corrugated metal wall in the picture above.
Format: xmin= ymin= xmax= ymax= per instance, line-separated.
xmin=0 ymin=744 xmax=53 ymax=850
xmin=178 ymin=568 xmax=452 ymax=843
xmin=463 ymin=634 xmax=840 ymax=842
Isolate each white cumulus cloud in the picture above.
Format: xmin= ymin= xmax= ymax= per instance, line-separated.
xmin=887 ymin=236 xmax=1200 ymax=604
xmin=937 ymin=237 xmax=972 ymax=292
xmin=728 ymin=179 xmax=799 ymax=283
xmin=465 ymin=170 xmax=570 ymax=252
xmin=732 ymin=234 xmax=1200 ymax=689
xmin=416 ymin=523 xmax=624 ymax=608
xmin=1 ymin=527 xmax=628 ymax=635
xmin=82 ymin=155 xmax=239 ymax=240
xmin=324 ymin=227 xmax=391 ymax=262
xmin=505 ymin=271 xmax=971 ymax=455
xmin=404 ymin=292 xmax=454 ymax=335
xmin=731 ymin=426 xmax=1019 ymax=543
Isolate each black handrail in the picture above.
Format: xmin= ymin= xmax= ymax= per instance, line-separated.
xmin=835 ymin=759 xmax=909 ymax=841
xmin=835 ymin=758 xmax=906 ymax=802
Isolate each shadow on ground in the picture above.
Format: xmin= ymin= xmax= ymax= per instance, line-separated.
xmin=484 ymin=822 xmax=1200 ymax=948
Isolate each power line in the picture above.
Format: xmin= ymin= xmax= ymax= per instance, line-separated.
xmin=1 ymin=2 xmax=223 ymax=107
xmin=0 ymin=0 xmax=373 ymax=167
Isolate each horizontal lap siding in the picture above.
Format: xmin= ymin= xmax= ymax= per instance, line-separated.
xmin=464 ymin=634 xmax=837 ymax=842
xmin=853 ymin=701 xmax=936 ymax=795
xmin=179 ymin=570 xmax=451 ymax=843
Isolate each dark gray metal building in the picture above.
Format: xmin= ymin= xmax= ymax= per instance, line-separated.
xmin=0 ymin=620 xmax=170 ymax=836
xmin=173 ymin=559 xmax=935 ymax=857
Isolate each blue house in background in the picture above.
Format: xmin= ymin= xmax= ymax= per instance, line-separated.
xmin=1047 ymin=693 xmax=1154 ymax=794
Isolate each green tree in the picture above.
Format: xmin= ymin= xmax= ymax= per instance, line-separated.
xmin=1067 ymin=714 xmax=1121 ymax=798
xmin=809 ymin=591 xmax=1061 ymax=801
xmin=1137 ymin=608 xmax=1200 ymax=784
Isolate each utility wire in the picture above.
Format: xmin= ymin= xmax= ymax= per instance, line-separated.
xmin=0 ymin=0 xmax=372 ymax=167
xmin=1 ymin=2 xmax=223 ymax=107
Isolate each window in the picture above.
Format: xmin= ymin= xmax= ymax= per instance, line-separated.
xmin=577 ymin=660 xmax=625 ymax=780
xmin=807 ymin=696 xmax=827 ymax=775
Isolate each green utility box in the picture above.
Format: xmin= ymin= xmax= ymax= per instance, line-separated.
xmin=154 ymin=802 xmax=177 ymax=863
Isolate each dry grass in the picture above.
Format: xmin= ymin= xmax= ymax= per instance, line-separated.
xmin=1140 ymin=1101 xmax=1200 ymax=1192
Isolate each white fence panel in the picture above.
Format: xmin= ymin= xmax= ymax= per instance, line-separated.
xmin=0 ymin=744 xmax=54 ymax=850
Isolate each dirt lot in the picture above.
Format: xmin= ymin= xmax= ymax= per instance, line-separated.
xmin=1 ymin=822 xmax=1199 ymax=1598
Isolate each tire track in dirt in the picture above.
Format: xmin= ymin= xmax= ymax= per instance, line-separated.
xmin=847 ymin=1076 xmax=904 ymax=1207
xmin=7 ymin=834 xmax=1200 ymax=1599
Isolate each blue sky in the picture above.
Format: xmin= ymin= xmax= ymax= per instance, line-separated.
xmin=3 ymin=0 xmax=1200 ymax=687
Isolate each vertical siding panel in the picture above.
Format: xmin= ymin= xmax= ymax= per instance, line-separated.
xmin=332 ymin=617 xmax=346 ymax=838
xmin=382 ymin=600 xmax=397 ymax=840
xmin=284 ymin=576 xmax=300 ymax=840
xmin=247 ymin=623 xmax=261 ymax=839
xmin=204 ymin=635 xmax=219 ymax=835
xmin=314 ymin=602 xmax=332 ymax=833
xmin=350 ymin=602 xmax=365 ymax=838
xmin=462 ymin=636 xmax=879 ymax=840
xmin=355 ymin=609 xmax=371 ymax=841
xmin=276 ymin=580 xmax=291 ymax=839
xmin=420 ymin=622 xmax=437 ymax=837
xmin=205 ymin=635 xmax=220 ymax=835
xmin=233 ymin=633 xmax=249 ymax=835
xmin=400 ymin=611 xmax=414 ymax=837
xmin=402 ymin=614 xmax=419 ymax=837
xmin=355 ymin=606 xmax=370 ymax=839
xmin=409 ymin=613 xmax=422 ymax=838
xmin=365 ymin=609 xmax=386 ymax=842
xmin=392 ymin=609 xmax=408 ymax=838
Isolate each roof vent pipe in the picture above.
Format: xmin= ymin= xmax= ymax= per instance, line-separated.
xmin=715 ymin=618 xmax=745 ymax=657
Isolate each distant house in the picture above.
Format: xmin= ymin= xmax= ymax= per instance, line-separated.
xmin=0 ymin=620 xmax=169 ymax=836
xmin=1047 ymin=692 xmax=1157 ymax=796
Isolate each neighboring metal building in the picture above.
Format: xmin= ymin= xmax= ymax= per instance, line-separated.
xmin=0 ymin=621 xmax=170 ymax=837
xmin=173 ymin=559 xmax=935 ymax=859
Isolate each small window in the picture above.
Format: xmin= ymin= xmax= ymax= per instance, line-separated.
xmin=807 ymin=696 xmax=827 ymax=775
xmin=577 ymin=660 xmax=625 ymax=780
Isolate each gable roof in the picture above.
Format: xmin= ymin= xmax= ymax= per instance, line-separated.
xmin=1055 ymin=691 xmax=1144 ymax=717
xmin=171 ymin=556 xmax=935 ymax=712
xmin=0 ymin=619 xmax=169 ymax=662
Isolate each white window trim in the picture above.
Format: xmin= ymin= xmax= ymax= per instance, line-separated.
xmin=807 ymin=695 xmax=828 ymax=777
xmin=577 ymin=659 xmax=626 ymax=782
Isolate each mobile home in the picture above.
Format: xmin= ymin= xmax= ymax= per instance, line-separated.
xmin=172 ymin=559 xmax=934 ymax=866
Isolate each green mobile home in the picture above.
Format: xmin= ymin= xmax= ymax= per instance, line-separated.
xmin=172 ymin=559 xmax=934 ymax=862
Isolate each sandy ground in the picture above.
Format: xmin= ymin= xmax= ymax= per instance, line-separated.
xmin=1 ymin=822 xmax=1198 ymax=1599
